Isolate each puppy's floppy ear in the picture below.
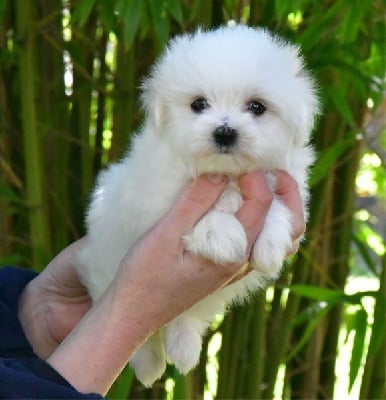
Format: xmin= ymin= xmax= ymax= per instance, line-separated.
xmin=140 ymin=76 xmax=164 ymax=129
xmin=284 ymin=44 xmax=320 ymax=146
xmin=292 ymin=86 xmax=320 ymax=146
xmin=288 ymin=53 xmax=320 ymax=146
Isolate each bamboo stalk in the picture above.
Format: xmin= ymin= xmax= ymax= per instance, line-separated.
xmin=245 ymin=293 xmax=267 ymax=399
xmin=318 ymin=103 xmax=362 ymax=399
xmin=110 ymin=39 xmax=136 ymax=161
xmin=38 ymin=0 xmax=71 ymax=252
xmin=216 ymin=306 xmax=251 ymax=398
xmin=234 ymin=306 xmax=254 ymax=399
xmin=173 ymin=371 xmax=194 ymax=400
xmin=16 ymin=0 xmax=51 ymax=269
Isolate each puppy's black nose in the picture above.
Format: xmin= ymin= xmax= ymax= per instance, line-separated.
xmin=213 ymin=125 xmax=238 ymax=149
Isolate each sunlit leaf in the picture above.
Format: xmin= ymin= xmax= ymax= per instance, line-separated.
xmin=290 ymin=284 xmax=347 ymax=303
xmin=352 ymin=229 xmax=378 ymax=275
xmin=349 ymin=308 xmax=368 ymax=391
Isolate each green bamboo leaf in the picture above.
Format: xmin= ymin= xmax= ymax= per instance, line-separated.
xmin=119 ymin=0 xmax=143 ymax=49
xmin=290 ymin=284 xmax=347 ymax=303
xmin=322 ymin=56 xmax=373 ymax=87
xmin=299 ymin=1 xmax=345 ymax=51
xmin=366 ymin=293 xmax=386 ymax=357
xmin=352 ymin=230 xmax=377 ymax=275
xmin=72 ymin=0 xmax=97 ymax=27
xmin=309 ymin=135 xmax=355 ymax=187
xmin=166 ymin=0 xmax=184 ymax=25
xmin=349 ymin=308 xmax=368 ymax=391
xmin=326 ymin=85 xmax=355 ymax=127
xmin=338 ymin=0 xmax=372 ymax=43
xmin=98 ymin=1 xmax=116 ymax=32
xmin=286 ymin=304 xmax=331 ymax=363
xmin=344 ymin=309 xmax=358 ymax=343
xmin=274 ymin=0 xmax=292 ymax=20
xmin=345 ymin=291 xmax=378 ymax=305
xmin=148 ymin=0 xmax=169 ymax=46
xmin=291 ymin=301 xmax=328 ymax=328
xmin=114 ymin=0 xmax=126 ymax=15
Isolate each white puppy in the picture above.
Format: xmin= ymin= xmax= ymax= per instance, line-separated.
xmin=76 ymin=25 xmax=319 ymax=386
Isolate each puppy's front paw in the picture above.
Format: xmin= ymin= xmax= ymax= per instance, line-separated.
xmin=251 ymin=200 xmax=292 ymax=279
xmin=164 ymin=319 xmax=203 ymax=374
xmin=184 ymin=211 xmax=247 ymax=265
xmin=130 ymin=333 xmax=166 ymax=387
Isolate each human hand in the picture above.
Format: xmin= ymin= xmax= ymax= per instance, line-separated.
xmin=18 ymin=238 xmax=93 ymax=359
xmin=19 ymin=171 xmax=304 ymax=395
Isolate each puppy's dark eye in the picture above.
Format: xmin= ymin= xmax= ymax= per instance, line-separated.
xmin=191 ymin=97 xmax=209 ymax=113
xmin=247 ymin=100 xmax=267 ymax=116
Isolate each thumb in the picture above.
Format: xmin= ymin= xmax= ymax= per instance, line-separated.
xmin=161 ymin=175 xmax=228 ymax=236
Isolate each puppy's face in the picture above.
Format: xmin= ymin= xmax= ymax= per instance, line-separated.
xmin=142 ymin=26 xmax=319 ymax=175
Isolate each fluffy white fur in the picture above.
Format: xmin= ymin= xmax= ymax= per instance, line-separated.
xmin=76 ymin=25 xmax=319 ymax=386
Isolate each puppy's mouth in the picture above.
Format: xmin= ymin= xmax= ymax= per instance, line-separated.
xmin=216 ymin=146 xmax=235 ymax=154
xmin=195 ymin=147 xmax=257 ymax=176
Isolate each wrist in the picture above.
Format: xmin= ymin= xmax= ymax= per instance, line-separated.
xmin=46 ymin=280 xmax=158 ymax=395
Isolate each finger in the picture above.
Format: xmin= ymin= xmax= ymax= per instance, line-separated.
xmin=236 ymin=171 xmax=273 ymax=255
xmin=161 ymin=175 xmax=228 ymax=236
xmin=45 ymin=238 xmax=83 ymax=269
xmin=274 ymin=171 xmax=306 ymax=240
xmin=286 ymin=238 xmax=301 ymax=257
xmin=44 ymin=237 xmax=89 ymax=285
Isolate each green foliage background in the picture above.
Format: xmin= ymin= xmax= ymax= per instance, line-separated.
xmin=0 ymin=0 xmax=385 ymax=399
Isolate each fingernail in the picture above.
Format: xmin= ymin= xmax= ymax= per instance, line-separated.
xmin=207 ymin=174 xmax=226 ymax=184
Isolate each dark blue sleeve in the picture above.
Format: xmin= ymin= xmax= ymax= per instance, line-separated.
xmin=0 ymin=267 xmax=104 ymax=399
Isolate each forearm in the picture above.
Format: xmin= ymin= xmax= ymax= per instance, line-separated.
xmin=46 ymin=284 xmax=158 ymax=395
